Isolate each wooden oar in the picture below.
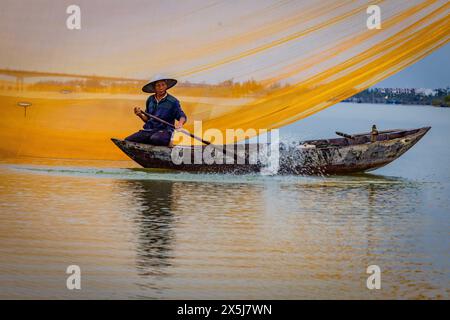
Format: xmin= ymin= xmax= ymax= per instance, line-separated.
xmin=140 ymin=110 xmax=241 ymax=163
xmin=335 ymin=131 xmax=355 ymax=139
xmin=141 ymin=110 xmax=209 ymax=145
xmin=336 ymin=128 xmax=402 ymax=139
xmin=351 ymin=128 xmax=402 ymax=136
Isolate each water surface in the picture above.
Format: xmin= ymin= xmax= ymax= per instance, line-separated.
xmin=0 ymin=103 xmax=449 ymax=299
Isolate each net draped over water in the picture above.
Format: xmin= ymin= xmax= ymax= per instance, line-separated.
xmin=0 ymin=0 xmax=449 ymax=158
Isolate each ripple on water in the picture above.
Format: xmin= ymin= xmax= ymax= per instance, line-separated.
xmin=2 ymin=163 xmax=419 ymax=186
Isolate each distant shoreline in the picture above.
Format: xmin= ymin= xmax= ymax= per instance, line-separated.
xmin=343 ymin=88 xmax=449 ymax=107
xmin=342 ymin=101 xmax=449 ymax=108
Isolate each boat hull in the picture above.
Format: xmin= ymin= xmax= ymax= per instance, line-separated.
xmin=111 ymin=127 xmax=430 ymax=175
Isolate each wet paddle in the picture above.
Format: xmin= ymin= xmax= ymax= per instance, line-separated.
xmin=141 ymin=110 xmax=209 ymax=145
xmin=335 ymin=131 xmax=355 ymax=139
xmin=140 ymin=110 xmax=241 ymax=163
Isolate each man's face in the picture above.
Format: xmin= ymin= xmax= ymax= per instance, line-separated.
xmin=154 ymin=80 xmax=168 ymax=95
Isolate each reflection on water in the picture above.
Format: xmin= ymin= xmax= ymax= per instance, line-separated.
xmin=0 ymin=164 xmax=448 ymax=299
xmin=0 ymin=102 xmax=449 ymax=299
xmin=131 ymin=180 xmax=175 ymax=273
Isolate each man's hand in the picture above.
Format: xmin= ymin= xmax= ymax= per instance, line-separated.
xmin=175 ymin=117 xmax=186 ymax=130
xmin=134 ymin=107 xmax=149 ymax=123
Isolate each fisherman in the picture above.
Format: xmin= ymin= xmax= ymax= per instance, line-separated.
xmin=126 ymin=75 xmax=187 ymax=146
xmin=370 ymin=124 xmax=379 ymax=143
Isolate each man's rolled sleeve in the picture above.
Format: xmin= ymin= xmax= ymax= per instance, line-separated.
xmin=175 ymin=101 xmax=187 ymax=122
xmin=145 ymin=96 xmax=153 ymax=114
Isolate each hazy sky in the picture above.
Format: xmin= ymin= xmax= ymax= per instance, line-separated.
xmin=375 ymin=43 xmax=449 ymax=88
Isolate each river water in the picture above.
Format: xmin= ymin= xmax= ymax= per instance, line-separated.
xmin=0 ymin=103 xmax=449 ymax=299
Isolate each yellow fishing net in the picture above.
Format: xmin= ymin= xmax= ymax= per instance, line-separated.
xmin=0 ymin=0 xmax=449 ymax=159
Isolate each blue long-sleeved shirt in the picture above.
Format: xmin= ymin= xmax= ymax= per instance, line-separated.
xmin=143 ymin=93 xmax=187 ymax=133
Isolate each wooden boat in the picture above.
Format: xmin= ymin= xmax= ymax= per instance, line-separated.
xmin=111 ymin=127 xmax=430 ymax=175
